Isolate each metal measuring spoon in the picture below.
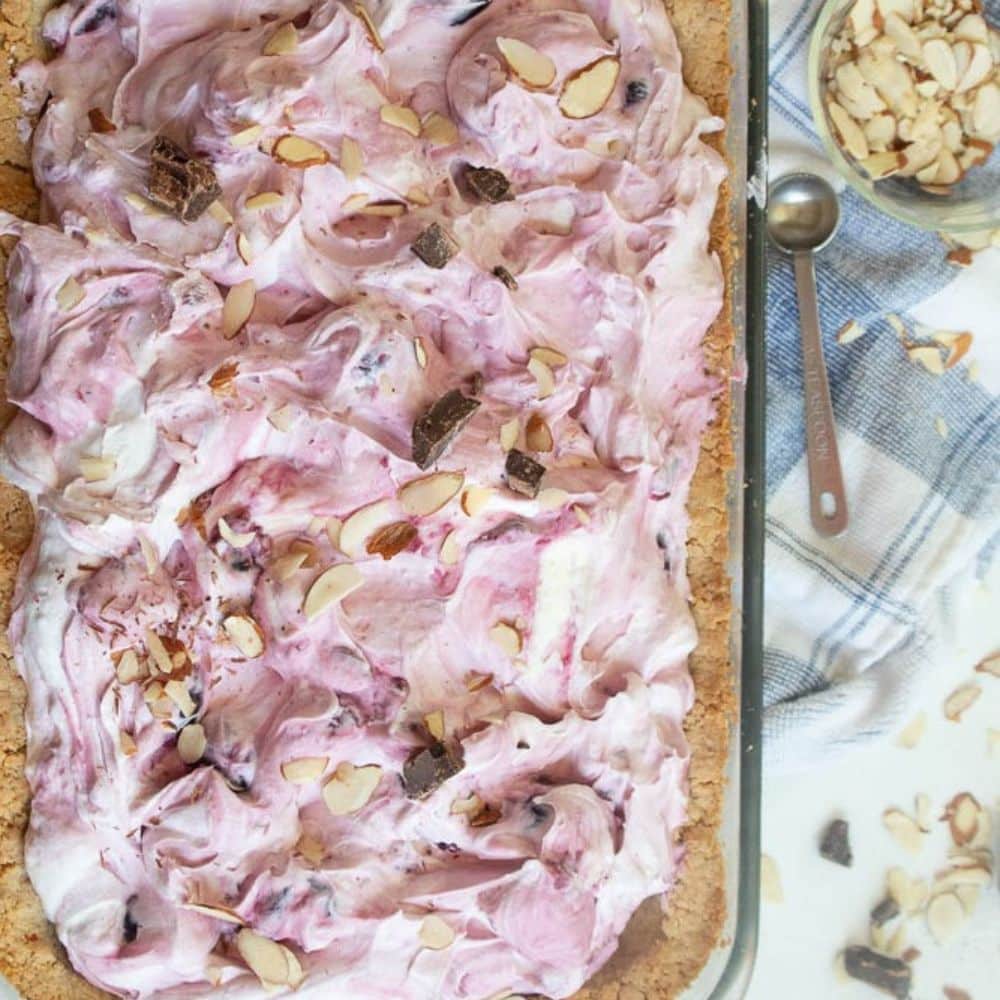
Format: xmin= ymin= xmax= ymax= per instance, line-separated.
xmin=767 ymin=172 xmax=849 ymax=537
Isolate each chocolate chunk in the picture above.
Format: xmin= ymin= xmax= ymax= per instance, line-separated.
xmin=819 ymin=818 xmax=853 ymax=867
xmin=411 ymin=222 xmax=459 ymax=269
xmin=147 ymin=136 xmax=221 ymax=223
xmin=450 ymin=0 xmax=492 ymax=25
xmin=844 ymin=946 xmax=912 ymax=999
xmin=122 ymin=902 xmax=139 ymax=944
xmin=462 ymin=164 xmax=513 ymax=204
xmin=76 ymin=2 xmax=116 ymax=35
xmin=493 ymin=265 xmax=518 ymax=290
xmin=403 ymin=742 xmax=464 ymax=799
xmin=505 ymin=449 xmax=545 ymax=498
xmin=412 ymin=389 xmax=481 ymax=469
xmin=625 ymin=80 xmax=649 ymax=106
xmin=871 ymin=897 xmax=900 ymax=928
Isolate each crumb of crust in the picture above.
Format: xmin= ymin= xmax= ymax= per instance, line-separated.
xmin=0 ymin=2 xmax=736 ymax=1000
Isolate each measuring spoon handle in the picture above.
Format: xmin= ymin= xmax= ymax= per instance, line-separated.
xmin=793 ymin=250 xmax=848 ymax=537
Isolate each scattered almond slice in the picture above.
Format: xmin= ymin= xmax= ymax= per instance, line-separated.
xmin=760 ymin=854 xmax=784 ymax=903
xmin=207 ymin=200 xmax=234 ymax=225
xmin=281 ymin=756 xmax=329 ymax=784
xmin=943 ymin=793 xmax=982 ymax=846
xmin=926 ymin=892 xmax=965 ymax=945
xmin=339 ymin=136 xmax=363 ymax=180
xmin=450 ymin=793 xmax=483 ymax=815
xmin=268 ymin=403 xmax=295 ymax=431
xmin=222 ymin=279 xmax=255 ymax=339
xmin=943 ymin=682 xmax=981 ymax=721
xmin=464 ymin=672 xmax=493 ymax=693
xmin=230 ymin=124 xmax=263 ymax=148
xmin=354 ymin=2 xmax=384 ymax=52
xmin=399 ymin=472 xmax=464 ymax=517
xmin=528 ymin=357 xmax=556 ymax=399
xmin=380 ymin=104 xmax=421 ymax=137
xmin=406 ymin=186 xmax=432 ymax=206
xmin=529 ymin=346 xmax=568 ymax=367
xmin=358 ymin=200 xmax=408 ymax=217
xmin=245 ymin=191 xmax=283 ymax=212
xmin=164 ymin=679 xmax=196 ymax=717
xmin=236 ymin=232 xmax=253 ymax=264
xmin=124 ymin=192 xmax=167 ymax=217
xmin=559 ymin=57 xmax=620 ymax=118
xmin=115 ymin=649 xmax=144 ymax=685
xmin=178 ymin=723 xmax=207 ymax=764
xmin=218 ymin=516 xmax=255 ymax=548
xmin=208 ymin=361 xmax=238 ymax=396
xmin=342 ymin=193 xmax=369 ymax=213
xmin=537 ymin=487 xmax=569 ymax=510
xmin=915 ymin=793 xmax=932 ymax=832
xmin=907 ymin=344 xmax=946 ymax=374
xmin=80 ymin=455 xmax=116 ymax=482
xmin=932 ymin=331 xmax=973 ymax=369
xmin=366 ymin=520 xmax=417 ymax=560
xmin=303 ymin=563 xmax=363 ymax=619
xmin=236 ymin=929 xmax=291 ymax=987
xmin=419 ymin=914 xmax=456 ymax=950
xmin=423 ymin=112 xmax=459 ymax=146
xmin=489 ymin=622 xmax=522 ymax=657
xmin=836 ymin=319 xmax=866 ymax=344
xmin=297 ymin=835 xmax=325 ymax=865
xmin=145 ymin=630 xmax=175 ymax=676
xmin=525 ymin=413 xmax=553 ymax=452
xmin=499 ymin=418 xmax=520 ymax=451
xmin=222 ymin=614 xmax=265 ymax=658
xmin=439 ymin=531 xmax=460 ymax=565
xmin=263 ymin=22 xmax=297 ymax=56
xmin=573 ymin=504 xmax=591 ymax=525
xmin=339 ymin=500 xmax=394 ymax=557
xmin=272 ymin=550 xmax=309 ymax=581
xmin=461 ymin=485 xmax=492 ymax=517
xmin=413 ymin=338 xmax=428 ymax=369
xmin=887 ymin=867 xmax=928 ymax=914
xmin=183 ymin=901 xmax=243 ymax=924
xmin=896 ymin=711 xmax=926 ymax=748
xmin=828 ymin=100 xmax=870 ymax=160
xmin=424 ymin=710 xmax=445 ymax=741
xmin=975 ymin=651 xmax=999 ymax=677
xmin=273 ymin=134 xmax=330 ymax=167
xmin=323 ymin=762 xmax=382 ymax=815
xmin=56 ymin=276 xmax=85 ymax=311
xmin=496 ymin=37 xmax=556 ymax=88
xmin=883 ymin=809 xmax=925 ymax=855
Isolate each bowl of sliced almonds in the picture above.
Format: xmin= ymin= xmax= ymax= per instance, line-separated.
xmin=809 ymin=0 xmax=1000 ymax=232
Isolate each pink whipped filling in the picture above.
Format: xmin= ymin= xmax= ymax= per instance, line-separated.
xmin=2 ymin=1 xmax=725 ymax=997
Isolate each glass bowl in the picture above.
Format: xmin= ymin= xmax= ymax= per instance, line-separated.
xmin=808 ymin=0 xmax=1000 ymax=233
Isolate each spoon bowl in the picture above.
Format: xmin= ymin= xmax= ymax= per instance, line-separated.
xmin=767 ymin=173 xmax=841 ymax=255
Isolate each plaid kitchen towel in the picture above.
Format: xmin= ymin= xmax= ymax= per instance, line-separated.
xmin=763 ymin=0 xmax=1000 ymax=770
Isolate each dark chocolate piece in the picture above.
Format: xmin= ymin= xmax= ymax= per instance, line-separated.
xmin=819 ymin=818 xmax=853 ymax=867
xmin=505 ymin=449 xmax=545 ymax=498
xmin=411 ymin=389 xmax=481 ymax=469
xmin=450 ymin=1 xmax=492 ymax=26
xmin=843 ymin=946 xmax=912 ymax=999
xmin=625 ymin=79 xmax=649 ymax=106
xmin=870 ymin=897 xmax=900 ymax=927
xmin=147 ymin=136 xmax=221 ymax=223
xmin=411 ymin=222 xmax=459 ymax=269
xmin=403 ymin=742 xmax=464 ymax=799
xmin=122 ymin=902 xmax=139 ymax=943
xmin=493 ymin=265 xmax=518 ymax=290
xmin=462 ymin=164 xmax=513 ymax=203
xmin=77 ymin=2 xmax=116 ymax=35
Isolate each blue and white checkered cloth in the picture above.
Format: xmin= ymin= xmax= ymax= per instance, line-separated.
xmin=763 ymin=0 xmax=1000 ymax=770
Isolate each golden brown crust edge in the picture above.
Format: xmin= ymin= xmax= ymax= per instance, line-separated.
xmin=0 ymin=2 xmax=735 ymax=998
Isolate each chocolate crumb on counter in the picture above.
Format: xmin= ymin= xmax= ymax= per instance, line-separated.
xmin=493 ymin=265 xmax=518 ymax=290
xmin=843 ymin=946 xmax=911 ymax=999
xmin=505 ymin=449 xmax=545 ymax=498
xmin=819 ymin=818 xmax=853 ymax=867
xmin=147 ymin=135 xmax=221 ymax=222
xmin=412 ymin=222 xmax=459 ymax=269
xmin=461 ymin=164 xmax=514 ymax=204
xmin=402 ymin=742 xmax=464 ymax=798
xmin=870 ymin=897 xmax=900 ymax=928
xmin=412 ymin=389 xmax=481 ymax=469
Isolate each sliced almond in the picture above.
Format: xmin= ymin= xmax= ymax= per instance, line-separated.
xmin=80 ymin=455 xmax=116 ymax=482
xmin=322 ymin=761 xmax=382 ymax=815
xmin=164 ymin=679 xmax=196 ymax=717
xmin=406 ymin=186 xmax=432 ymax=206
xmin=380 ymin=104 xmax=421 ymax=137
xmin=339 ymin=136 xmax=363 ymax=181
xmin=489 ymin=622 xmax=522 ymax=657
xmin=915 ymin=792 xmax=932 ymax=831
xmin=263 ymin=22 xmax=297 ymax=56
xmin=451 ymin=793 xmax=483 ymax=815
xmin=236 ymin=232 xmax=253 ymax=264
xmin=398 ymin=472 xmax=464 ymax=517
xmin=145 ymin=630 xmax=175 ymax=676
xmin=461 ymin=485 xmax=492 ymax=517
xmin=957 ymin=43 xmax=992 ymax=93
xmin=836 ymin=319 xmax=866 ymax=344
xmin=558 ymin=56 xmax=620 ymax=119
xmin=124 ymin=192 xmax=167 ymax=217
xmin=303 ymin=563 xmax=363 ymax=619
xmin=529 ymin=346 xmax=568 ymax=368
xmin=245 ymin=192 xmax=284 ymax=213
xmin=423 ymin=112 xmax=459 ymax=146
xmin=354 ymin=2 xmax=384 ymax=52
xmin=943 ymin=793 xmax=982 ymax=846
xmin=861 ymin=150 xmax=905 ymax=179
xmin=972 ymin=83 xmax=1000 ymax=140
xmin=907 ymin=344 xmax=945 ymax=374
xmin=760 ymin=854 xmax=784 ymax=903
xmin=339 ymin=500 xmax=394 ymax=556
xmin=56 ymin=276 xmax=85 ymax=311
xmin=413 ymin=338 xmax=428 ymax=369
xmin=537 ymin=487 xmax=569 ymax=510
xmin=926 ymin=892 xmax=965 ymax=945
xmin=178 ymin=723 xmax=207 ymax=763
xmin=887 ymin=867 xmax=928 ymax=913
xmin=273 ymin=134 xmax=330 ymax=167
xmin=207 ymin=200 xmax=234 ymax=224
xmin=366 ymin=520 xmax=417 ymax=559
xmin=528 ymin=357 xmax=556 ymax=399
xmin=975 ymin=651 xmax=999 ymax=677
xmin=419 ymin=914 xmax=455 ymax=950
xmin=828 ymin=101 xmax=870 ymax=160
xmin=236 ymin=929 xmax=290 ymax=987
xmin=496 ymin=37 xmax=556 ymax=89
xmin=943 ymin=682 xmax=981 ymax=721
xmin=281 ymin=756 xmax=329 ymax=784
xmin=267 ymin=403 xmax=295 ymax=431
xmin=896 ymin=711 xmax=926 ymax=748
xmin=923 ymin=39 xmax=959 ymax=91
xmin=217 ymin=516 xmax=255 ymax=549
xmin=222 ymin=279 xmax=255 ymax=339
xmin=342 ymin=193 xmax=369 ymax=213
xmin=499 ymin=418 xmax=520 ymax=451
xmin=230 ymin=124 xmax=263 ymax=148
xmin=423 ymin=710 xmax=445 ymax=741
xmin=931 ymin=330 xmax=973 ymax=368
xmin=883 ymin=809 xmax=925 ymax=855
xmin=182 ymin=901 xmax=243 ymax=924
xmin=525 ymin=413 xmax=553 ymax=452
xmin=439 ymin=531 xmax=460 ymax=565
xmin=464 ymin=672 xmax=493 ymax=693
xmin=358 ymin=200 xmax=408 ymax=217
xmin=222 ymin=614 xmax=265 ymax=658
xmin=272 ymin=549 xmax=309 ymax=581
xmin=573 ymin=504 xmax=591 ymax=525
xmin=884 ymin=12 xmax=924 ymax=60
xmin=297 ymin=835 xmax=326 ymax=865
